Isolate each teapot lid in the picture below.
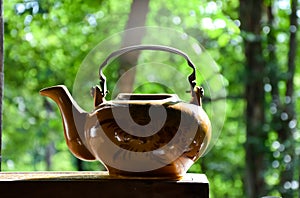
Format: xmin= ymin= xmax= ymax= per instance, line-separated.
xmin=113 ymin=93 xmax=181 ymax=105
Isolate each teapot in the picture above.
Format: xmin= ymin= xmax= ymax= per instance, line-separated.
xmin=40 ymin=45 xmax=211 ymax=179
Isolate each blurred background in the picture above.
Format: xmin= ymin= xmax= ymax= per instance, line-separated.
xmin=1 ymin=0 xmax=300 ymax=197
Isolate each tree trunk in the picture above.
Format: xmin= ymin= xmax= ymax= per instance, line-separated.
xmin=266 ymin=3 xmax=280 ymax=105
xmin=0 ymin=0 xmax=4 ymax=171
xmin=118 ymin=0 xmax=150 ymax=93
xmin=239 ymin=0 xmax=267 ymax=197
xmin=76 ymin=158 xmax=84 ymax=171
xmin=45 ymin=142 xmax=55 ymax=171
xmin=277 ymin=0 xmax=298 ymax=196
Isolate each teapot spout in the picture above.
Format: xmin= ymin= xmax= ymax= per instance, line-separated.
xmin=40 ymin=85 xmax=95 ymax=161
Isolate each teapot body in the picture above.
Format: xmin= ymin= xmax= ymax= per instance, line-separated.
xmin=84 ymin=94 xmax=211 ymax=178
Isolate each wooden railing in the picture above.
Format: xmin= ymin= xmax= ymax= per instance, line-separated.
xmin=0 ymin=171 xmax=209 ymax=197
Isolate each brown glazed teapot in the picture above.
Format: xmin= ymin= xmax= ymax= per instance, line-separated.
xmin=40 ymin=45 xmax=211 ymax=179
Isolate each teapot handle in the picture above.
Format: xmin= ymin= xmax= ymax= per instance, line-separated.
xmin=98 ymin=45 xmax=197 ymax=97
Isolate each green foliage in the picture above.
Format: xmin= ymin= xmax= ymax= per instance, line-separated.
xmin=2 ymin=0 xmax=300 ymax=198
xmin=3 ymin=0 xmax=132 ymax=171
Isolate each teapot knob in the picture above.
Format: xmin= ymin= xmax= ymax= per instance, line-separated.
xmin=91 ymin=85 xmax=104 ymax=107
xmin=191 ymin=86 xmax=204 ymax=106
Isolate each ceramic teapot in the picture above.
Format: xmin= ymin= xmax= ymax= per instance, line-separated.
xmin=40 ymin=45 xmax=211 ymax=179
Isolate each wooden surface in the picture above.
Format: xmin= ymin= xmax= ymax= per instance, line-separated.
xmin=0 ymin=171 xmax=209 ymax=197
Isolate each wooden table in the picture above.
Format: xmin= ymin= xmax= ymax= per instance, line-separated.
xmin=0 ymin=171 xmax=209 ymax=197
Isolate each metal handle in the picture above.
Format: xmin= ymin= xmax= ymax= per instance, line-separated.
xmin=98 ymin=45 xmax=197 ymax=96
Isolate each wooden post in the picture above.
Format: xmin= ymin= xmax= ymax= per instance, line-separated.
xmin=0 ymin=0 xmax=4 ymax=171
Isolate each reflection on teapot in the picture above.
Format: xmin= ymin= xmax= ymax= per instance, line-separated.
xmin=40 ymin=45 xmax=211 ymax=179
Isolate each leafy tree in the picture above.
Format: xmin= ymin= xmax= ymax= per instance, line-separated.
xmin=240 ymin=0 xmax=299 ymax=197
xmin=3 ymin=0 xmax=132 ymax=171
